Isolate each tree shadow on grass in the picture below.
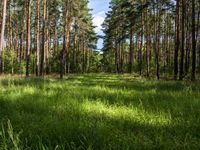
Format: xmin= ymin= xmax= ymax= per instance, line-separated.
xmin=0 ymin=76 xmax=200 ymax=149
xmin=1 ymin=74 xmax=199 ymax=93
xmin=67 ymin=74 xmax=200 ymax=93
xmin=1 ymin=75 xmax=200 ymax=116
xmin=0 ymin=85 xmax=200 ymax=150
xmin=1 ymin=75 xmax=200 ymax=118
xmin=0 ymin=77 xmax=50 ymax=87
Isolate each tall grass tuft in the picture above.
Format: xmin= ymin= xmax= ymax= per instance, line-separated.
xmin=0 ymin=120 xmax=22 ymax=150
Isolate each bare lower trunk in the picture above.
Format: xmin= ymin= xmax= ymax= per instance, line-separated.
xmin=26 ymin=0 xmax=31 ymax=77
xmin=36 ymin=0 xmax=40 ymax=76
xmin=60 ymin=0 xmax=71 ymax=79
xmin=0 ymin=0 xmax=7 ymax=74
xmin=191 ymin=0 xmax=196 ymax=81
xmin=174 ymin=0 xmax=180 ymax=80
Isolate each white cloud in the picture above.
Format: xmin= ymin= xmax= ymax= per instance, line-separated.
xmin=92 ymin=11 xmax=106 ymax=34
xmin=88 ymin=0 xmax=111 ymax=49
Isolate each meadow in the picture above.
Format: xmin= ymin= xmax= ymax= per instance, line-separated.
xmin=0 ymin=74 xmax=200 ymax=150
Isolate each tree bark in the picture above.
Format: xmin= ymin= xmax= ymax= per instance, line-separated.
xmin=128 ymin=28 xmax=134 ymax=73
xmin=40 ymin=0 xmax=47 ymax=76
xmin=174 ymin=0 xmax=180 ymax=80
xmin=26 ymin=0 xmax=31 ymax=77
xmin=191 ymin=0 xmax=196 ymax=81
xmin=0 ymin=0 xmax=7 ymax=74
xmin=179 ymin=0 xmax=185 ymax=80
xmin=60 ymin=0 xmax=71 ymax=79
xmin=36 ymin=0 xmax=40 ymax=76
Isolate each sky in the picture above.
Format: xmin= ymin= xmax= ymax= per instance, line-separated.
xmin=88 ymin=0 xmax=110 ymax=50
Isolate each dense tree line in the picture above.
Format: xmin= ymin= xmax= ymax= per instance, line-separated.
xmin=0 ymin=0 xmax=199 ymax=81
xmin=102 ymin=0 xmax=200 ymax=80
xmin=0 ymin=0 xmax=99 ymax=78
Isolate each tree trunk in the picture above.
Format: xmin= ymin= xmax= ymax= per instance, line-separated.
xmin=179 ymin=0 xmax=185 ymax=80
xmin=185 ymin=3 xmax=190 ymax=74
xmin=191 ymin=0 xmax=196 ymax=81
xmin=26 ymin=0 xmax=31 ymax=77
xmin=0 ymin=0 xmax=7 ymax=74
xmin=115 ymin=40 xmax=118 ymax=73
xmin=174 ymin=0 xmax=180 ymax=80
xmin=36 ymin=0 xmax=40 ymax=76
xmin=46 ymin=3 xmax=49 ymax=74
xmin=128 ymin=28 xmax=133 ymax=73
xmin=73 ymin=28 xmax=77 ymax=73
xmin=60 ymin=0 xmax=71 ymax=79
xmin=156 ymin=9 xmax=161 ymax=80
xmin=53 ymin=21 xmax=57 ymax=55
xmin=145 ymin=6 xmax=150 ymax=77
xmin=40 ymin=0 xmax=47 ymax=76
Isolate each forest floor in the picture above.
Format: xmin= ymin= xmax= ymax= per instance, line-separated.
xmin=0 ymin=74 xmax=200 ymax=150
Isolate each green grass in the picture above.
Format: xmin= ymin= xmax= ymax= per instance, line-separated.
xmin=0 ymin=74 xmax=200 ymax=150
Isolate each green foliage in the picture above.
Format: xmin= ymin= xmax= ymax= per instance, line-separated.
xmin=3 ymin=50 xmax=21 ymax=74
xmin=89 ymin=51 xmax=102 ymax=73
xmin=0 ymin=75 xmax=200 ymax=149
xmin=0 ymin=120 xmax=22 ymax=150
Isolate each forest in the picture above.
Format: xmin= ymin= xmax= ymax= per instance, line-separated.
xmin=0 ymin=0 xmax=200 ymax=149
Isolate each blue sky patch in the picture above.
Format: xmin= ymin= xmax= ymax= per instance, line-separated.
xmin=89 ymin=0 xmax=110 ymax=49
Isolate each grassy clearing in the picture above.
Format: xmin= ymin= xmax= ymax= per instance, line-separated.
xmin=0 ymin=74 xmax=200 ymax=149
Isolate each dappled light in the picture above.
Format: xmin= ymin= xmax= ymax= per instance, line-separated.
xmin=0 ymin=0 xmax=199 ymax=149
xmin=81 ymin=100 xmax=172 ymax=126
xmin=0 ymin=74 xmax=200 ymax=149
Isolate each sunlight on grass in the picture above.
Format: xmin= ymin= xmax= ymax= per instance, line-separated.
xmin=0 ymin=74 xmax=200 ymax=149
xmin=81 ymin=100 xmax=172 ymax=126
